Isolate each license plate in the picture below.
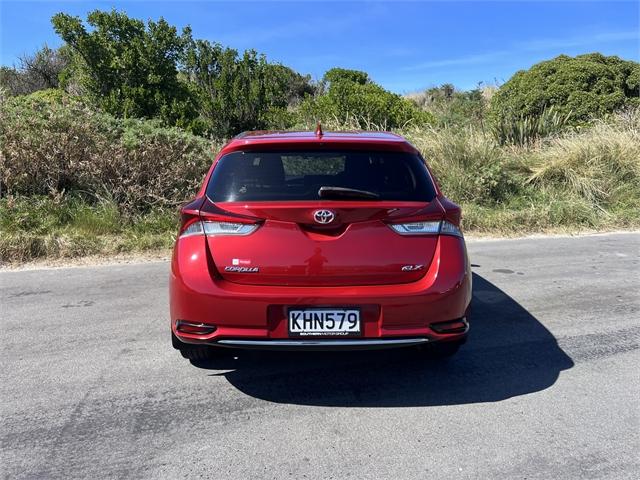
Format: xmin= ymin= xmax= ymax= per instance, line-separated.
xmin=288 ymin=308 xmax=361 ymax=337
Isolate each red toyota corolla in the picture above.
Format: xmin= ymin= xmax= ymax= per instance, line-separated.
xmin=170 ymin=128 xmax=471 ymax=360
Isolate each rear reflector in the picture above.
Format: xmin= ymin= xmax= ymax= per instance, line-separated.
xmin=175 ymin=320 xmax=217 ymax=335
xmin=430 ymin=317 xmax=468 ymax=334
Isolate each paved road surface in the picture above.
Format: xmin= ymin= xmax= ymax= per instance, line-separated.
xmin=1 ymin=233 xmax=639 ymax=479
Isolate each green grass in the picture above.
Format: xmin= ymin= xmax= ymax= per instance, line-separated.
xmin=0 ymin=196 xmax=177 ymax=264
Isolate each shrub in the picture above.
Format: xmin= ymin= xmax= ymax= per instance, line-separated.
xmin=490 ymin=106 xmax=573 ymax=146
xmin=490 ymin=53 xmax=639 ymax=126
xmin=409 ymin=85 xmax=489 ymax=129
xmin=183 ymin=41 xmax=313 ymax=137
xmin=0 ymin=92 xmax=218 ymax=213
xmin=299 ymin=68 xmax=434 ymax=129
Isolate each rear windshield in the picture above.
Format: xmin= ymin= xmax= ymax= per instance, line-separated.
xmin=206 ymin=150 xmax=437 ymax=202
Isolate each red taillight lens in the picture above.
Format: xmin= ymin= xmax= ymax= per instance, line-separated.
xmin=175 ymin=320 xmax=216 ymax=335
xmin=388 ymin=220 xmax=463 ymax=237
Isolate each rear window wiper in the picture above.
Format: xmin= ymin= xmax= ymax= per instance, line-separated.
xmin=318 ymin=186 xmax=380 ymax=200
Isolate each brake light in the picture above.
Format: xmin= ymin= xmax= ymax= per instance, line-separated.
xmin=388 ymin=220 xmax=462 ymax=237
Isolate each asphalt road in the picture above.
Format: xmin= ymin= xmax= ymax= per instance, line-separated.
xmin=1 ymin=233 xmax=639 ymax=479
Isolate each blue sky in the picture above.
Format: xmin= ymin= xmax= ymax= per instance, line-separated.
xmin=1 ymin=1 xmax=638 ymax=93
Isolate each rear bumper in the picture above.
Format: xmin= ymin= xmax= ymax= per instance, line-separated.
xmin=170 ymin=235 xmax=472 ymax=348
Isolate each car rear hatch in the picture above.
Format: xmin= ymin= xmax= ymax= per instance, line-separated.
xmin=202 ymin=148 xmax=443 ymax=286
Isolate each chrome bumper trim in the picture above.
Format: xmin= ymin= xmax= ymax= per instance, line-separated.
xmin=216 ymin=338 xmax=429 ymax=349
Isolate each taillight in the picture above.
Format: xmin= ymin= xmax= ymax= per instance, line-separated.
xmin=388 ymin=220 xmax=462 ymax=238
xmin=389 ymin=221 xmax=441 ymax=235
xmin=179 ymin=220 xmax=259 ymax=238
xmin=203 ymin=221 xmax=258 ymax=235
xmin=178 ymin=198 xmax=261 ymax=238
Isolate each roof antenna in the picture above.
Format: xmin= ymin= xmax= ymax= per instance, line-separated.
xmin=315 ymin=121 xmax=323 ymax=138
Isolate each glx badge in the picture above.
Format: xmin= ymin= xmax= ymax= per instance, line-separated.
xmin=401 ymin=264 xmax=424 ymax=272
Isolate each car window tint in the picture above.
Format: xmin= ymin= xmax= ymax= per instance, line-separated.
xmin=206 ymin=150 xmax=436 ymax=202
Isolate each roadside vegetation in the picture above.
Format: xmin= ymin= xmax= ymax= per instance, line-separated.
xmin=1 ymin=9 xmax=639 ymax=264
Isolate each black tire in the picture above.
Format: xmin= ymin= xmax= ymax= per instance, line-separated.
xmin=421 ymin=340 xmax=463 ymax=358
xmin=172 ymin=332 xmax=224 ymax=361
xmin=179 ymin=345 xmax=222 ymax=361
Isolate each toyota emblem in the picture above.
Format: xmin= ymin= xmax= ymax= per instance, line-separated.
xmin=313 ymin=209 xmax=335 ymax=224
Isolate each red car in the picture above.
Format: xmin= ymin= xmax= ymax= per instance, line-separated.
xmin=170 ymin=128 xmax=471 ymax=360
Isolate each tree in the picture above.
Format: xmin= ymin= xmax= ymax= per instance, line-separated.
xmin=183 ymin=39 xmax=313 ymax=137
xmin=490 ymin=53 xmax=640 ymax=124
xmin=0 ymin=45 xmax=70 ymax=95
xmin=51 ymin=9 xmax=195 ymax=126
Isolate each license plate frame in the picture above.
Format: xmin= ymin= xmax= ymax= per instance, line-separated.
xmin=288 ymin=307 xmax=361 ymax=337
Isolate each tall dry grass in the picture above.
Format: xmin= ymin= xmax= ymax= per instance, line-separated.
xmin=527 ymin=115 xmax=640 ymax=207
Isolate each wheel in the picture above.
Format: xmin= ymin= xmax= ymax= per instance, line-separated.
xmin=172 ymin=332 xmax=224 ymax=361
xmin=421 ymin=340 xmax=464 ymax=358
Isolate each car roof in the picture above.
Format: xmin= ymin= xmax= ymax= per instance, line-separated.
xmin=218 ymin=130 xmax=418 ymax=155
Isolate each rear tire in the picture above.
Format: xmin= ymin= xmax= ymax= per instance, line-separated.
xmin=172 ymin=332 xmax=224 ymax=361
xmin=179 ymin=345 xmax=222 ymax=361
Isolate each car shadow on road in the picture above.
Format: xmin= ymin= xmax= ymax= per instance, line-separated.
xmin=192 ymin=273 xmax=574 ymax=407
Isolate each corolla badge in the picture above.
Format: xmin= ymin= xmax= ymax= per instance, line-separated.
xmin=313 ymin=209 xmax=335 ymax=224
xmin=224 ymin=266 xmax=259 ymax=273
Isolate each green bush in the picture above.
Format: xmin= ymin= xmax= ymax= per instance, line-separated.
xmin=299 ymin=68 xmax=434 ymax=129
xmin=0 ymin=92 xmax=218 ymax=213
xmin=490 ymin=53 xmax=639 ymax=125
xmin=490 ymin=106 xmax=573 ymax=146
